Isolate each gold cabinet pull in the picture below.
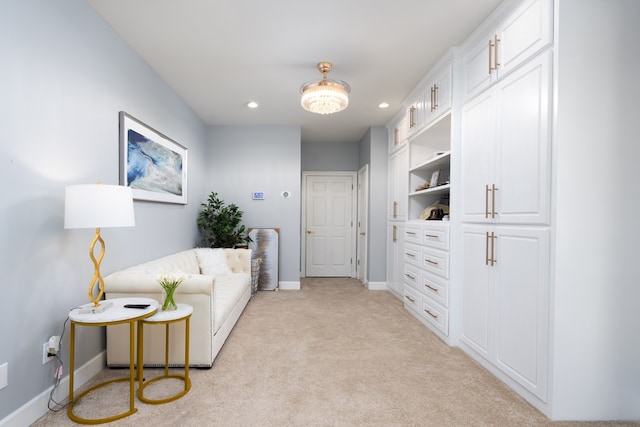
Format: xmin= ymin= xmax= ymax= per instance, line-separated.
xmin=425 ymin=284 xmax=438 ymax=293
xmin=494 ymin=35 xmax=501 ymax=70
xmin=392 ymin=225 xmax=397 ymax=242
xmin=491 ymin=184 xmax=498 ymax=219
xmin=405 ymin=295 xmax=416 ymax=303
xmin=409 ymin=106 xmax=416 ymax=128
xmin=486 ymin=231 xmax=497 ymax=266
xmin=425 ymin=233 xmax=439 ymax=239
xmin=425 ymin=259 xmax=439 ymax=266
xmin=359 ymin=231 xmax=366 ymax=236
xmin=405 ymin=252 xmax=416 ymax=258
xmin=490 ymin=231 xmax=497 ymax=266
xmin=488 ymin=39 xmax=495 ymax=74
xmin=485 ymin=184 xmax=490 ymax=218
xmin=393 ymin=201 xmax=398 ymax=218
xmin=394 ymin=127 xmax=399 ymax=146
xmin=425 ymin=309 xmax=438 ymax=319
xmin=406 ymin=231 xmax=417 ymax=236
xmin=405 ymin=273 xmax=416 ymax=280
xmin=485 ymin=231 xmax=490 ymax=266
xmin=433 ymin=84 xmax=438 ymax=111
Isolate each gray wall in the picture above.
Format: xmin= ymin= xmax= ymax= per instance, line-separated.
xmin=358 ymin=127 xmax=388 ymax=283
xmin=207 ymin=126 xmax=302 ymax=284
xmin=0 ymin=0 xmax=209 ymax=420
xmin=301 ymin=141 xmax=360 ymax=171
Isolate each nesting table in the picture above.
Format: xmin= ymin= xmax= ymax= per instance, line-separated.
xmin=137 ymin=303 xmax=193 ymax=403
xmin=67 ymin=297 xmax=157 ymax=424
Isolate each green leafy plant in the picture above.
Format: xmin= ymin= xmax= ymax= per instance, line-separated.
xmin=197 ymin=192 xmax=251 ymax=248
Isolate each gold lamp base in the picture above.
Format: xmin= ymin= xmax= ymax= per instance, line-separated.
xmin=88 ymin=227 xmax=107 ymax=308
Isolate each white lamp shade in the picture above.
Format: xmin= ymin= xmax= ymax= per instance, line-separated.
xmin=64 ymin=184 xmax=135 ymax=229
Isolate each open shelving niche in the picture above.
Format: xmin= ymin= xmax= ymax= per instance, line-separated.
xmin=407 ymin=113 xmax=452 ymax=221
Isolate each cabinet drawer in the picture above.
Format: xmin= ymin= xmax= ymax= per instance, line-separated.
xmin=422 ymin=224 xmax=449 ymax=250
xmin=404 ymin=225 xmax=422 ymax=245
xmin=422 ymin=247 xmax=449 ymax=278
xmin=421 ymin=271 xmax=449 ymax=308
xmin=422 ymin=298 xmax=448 ymax=335
xmin=403 ymin=263 xmax=421 ymax=290
xmin=403 ymin=287 xmax=421 ymax=312
xmin=404 ymin=244 xmax=421 ymax=267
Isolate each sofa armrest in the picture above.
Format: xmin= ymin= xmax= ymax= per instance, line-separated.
xmin=104 ymin=273 xmax=215 ymax=295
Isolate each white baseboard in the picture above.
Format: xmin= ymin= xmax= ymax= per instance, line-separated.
xmin=0 ymin=351 xmax=105 ymax=427
xmin=366 ymin=281 xmax=387 ymax=291
xmin=278 ymin=281 xmax=300 ymax=290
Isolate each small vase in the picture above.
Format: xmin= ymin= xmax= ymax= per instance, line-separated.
xmin=161 ymin=288 xmax=178 ymax=311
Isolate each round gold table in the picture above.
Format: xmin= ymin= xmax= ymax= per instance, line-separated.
xmin=137 ymin=303 xmax=193 ymax=404
xmin=67 ymin=297 xmax=157 ymax=424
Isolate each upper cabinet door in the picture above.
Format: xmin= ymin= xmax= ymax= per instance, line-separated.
xmin=463 ymin=0 xmax=552 ymax=100
xmin=425 ymin=63 xmax=453 ymax=126
xmin=461 ymin=51 xmax=551 ymax=225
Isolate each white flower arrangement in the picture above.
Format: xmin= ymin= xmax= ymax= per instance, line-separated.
xmin=157 ymin=272 xmax=184 ymax=310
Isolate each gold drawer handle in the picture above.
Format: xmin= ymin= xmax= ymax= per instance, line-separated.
xmin=425 ymin=284 xmax=438 ymax=292
xmin=425 ymin=309 xmax=438 ymax=319
xmin=425 ymin=234 xmax=439 ymax=239
xmin=405 ymin=295 xmax=416 ymax=303
xmin=405 ymin=253 xmax=416 ymax=258
xmin=425 ymin=259 xmax=439 ymax=266
xmin=406 ymin=232 xmax=417 ymax=236
xmin=405 ymin=273 xmax=416 ymax=280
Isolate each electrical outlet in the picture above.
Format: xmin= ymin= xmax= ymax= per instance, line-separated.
xmin=42 ymin=342 xmax=54 ymax=365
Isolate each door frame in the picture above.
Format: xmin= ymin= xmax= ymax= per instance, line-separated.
xmin=356 ymin=165 xmax=369 ymax=285
xmin=301 ymin=171 xmax=358 ymax=278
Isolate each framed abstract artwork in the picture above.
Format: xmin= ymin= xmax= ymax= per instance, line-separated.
xmin=119 ymin=111 xmax=188 ymax=204
xmin=248 ymin=228 xmax=279 ymax=291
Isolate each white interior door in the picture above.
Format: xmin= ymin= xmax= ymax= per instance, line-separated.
xmin=356 ymin=165 xmax=369 ymax=284
xmin=304 ymin=173 xmax=355 ymax=277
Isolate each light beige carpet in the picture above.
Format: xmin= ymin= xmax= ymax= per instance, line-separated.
xmin=33 ymin=278 xmax=638 ymax=426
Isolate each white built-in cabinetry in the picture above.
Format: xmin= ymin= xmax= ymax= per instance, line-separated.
xmin=386 ymin=49 xmax=458 ymax=340
xmin=458 ymin=0 xmax=552 ymax=406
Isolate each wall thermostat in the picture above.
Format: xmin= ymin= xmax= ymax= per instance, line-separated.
xmin=252 ymin=192 xmax=265 ymax=200
xmin=281 ymin=191 xmax=291 ymax=199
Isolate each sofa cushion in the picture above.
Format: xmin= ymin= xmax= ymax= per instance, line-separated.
xmin=213 ymin=272 xmax=250 ymax=334
xmin=195 ymin=248 xmax=231 ymax=277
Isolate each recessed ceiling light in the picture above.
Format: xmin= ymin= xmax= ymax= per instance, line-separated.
xmin=378 ymin=102 xmax=390 ymax=109
xmin=247 ymin=101 xmax=258 ymax=109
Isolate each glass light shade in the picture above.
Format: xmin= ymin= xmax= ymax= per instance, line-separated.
xmin=64 ymin=184 xmax=135 ymax=229
xmin=300 ymin=79 xmax=350 ymax=115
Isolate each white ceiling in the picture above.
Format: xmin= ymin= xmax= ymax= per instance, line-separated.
xmin=88 ymin=0 xmax=502 ymax=143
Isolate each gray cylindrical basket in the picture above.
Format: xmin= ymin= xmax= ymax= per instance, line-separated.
xmin=250 ymin=258 xmax=262 ymax=297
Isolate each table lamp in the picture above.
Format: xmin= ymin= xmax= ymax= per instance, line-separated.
xmin=64 ymin=183 xmax=135 ymax=313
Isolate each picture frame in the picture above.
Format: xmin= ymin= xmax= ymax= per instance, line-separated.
xmin=248 ymin=228 xmax=279 ymax=291
xmin=429 ymin=169 xmax=441 ymax=188
xmin=119 ymin=111 xmax=187 ymax=204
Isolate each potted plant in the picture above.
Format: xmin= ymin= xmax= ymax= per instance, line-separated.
xmin=197 ymin=192 xmax=251 ymax=248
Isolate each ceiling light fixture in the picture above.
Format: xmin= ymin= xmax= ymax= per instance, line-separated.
xmin=247 ymin=101 xmax=258 ymax=109
xmin=378 ymin=102 xmax=390 ymax=109
xmin=300 ymin=62 xmax=350 ymax=115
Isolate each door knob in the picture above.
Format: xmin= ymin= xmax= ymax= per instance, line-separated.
xmin=307 ymin=230 xmax=313 ymax=234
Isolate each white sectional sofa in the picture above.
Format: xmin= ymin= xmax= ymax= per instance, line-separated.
xmin=103 ymin=248 xmax=252 ymax=368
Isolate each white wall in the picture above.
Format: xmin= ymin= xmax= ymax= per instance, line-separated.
xmin=552 ymin=0 xmax=640 ymax=420
xmin=207 ymin=126 xmax=302 ymax=285
xmin=0 ymin=0 xmax=208 ymax=421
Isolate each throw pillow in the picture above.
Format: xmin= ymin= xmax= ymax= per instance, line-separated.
xmin=195 ymin=248 xmax=231 ymax=277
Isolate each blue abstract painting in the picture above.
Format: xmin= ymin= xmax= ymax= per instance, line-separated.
xmin=119 ymin=111 xmax=187 ymax=204
xmin=127 ymin=129 xmax=182 ymax=196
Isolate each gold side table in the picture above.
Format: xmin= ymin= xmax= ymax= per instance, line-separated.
xmin=67 ymin=297 xmax=157 ymax=424
xmin=137 ymin=303 xmax=193 ymax=404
